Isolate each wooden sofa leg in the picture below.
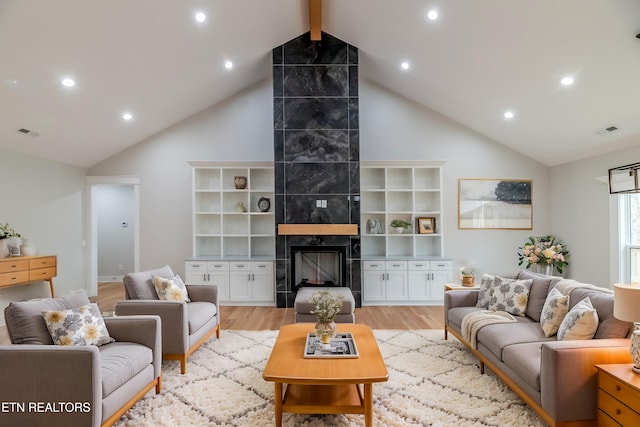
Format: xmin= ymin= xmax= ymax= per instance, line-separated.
xmin=156 ymin=375 xmax=162 ymax=393
xmin=180 ymin=356 xmax=187 ymax=374
xmin=216 ymin=324 xmax=220 ymax=339
xmin=479 ymin=361 xmax=485 ymax=374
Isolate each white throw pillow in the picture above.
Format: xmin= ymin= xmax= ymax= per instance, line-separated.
xmin=42 ymin=303 xmax=115 ymax=346
xmin=154 ymin=274 xmax=190 ymax=302
xmin=476 ymin=274 xmax=495 ymax=308
xmin=539 ymin=287 xmax=570 ymax=337
xmin=488 ymin=278 xmax=532 ymax=316
xmin=557 ymin=297 xmax=599 ymax=340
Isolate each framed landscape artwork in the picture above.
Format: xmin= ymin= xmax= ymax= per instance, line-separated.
xmin=458 ymin=179 xmax=532 ymax=230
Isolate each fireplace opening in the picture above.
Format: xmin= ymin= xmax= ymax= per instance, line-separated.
xmin=291 ymin=245 xmax=348 ymax=292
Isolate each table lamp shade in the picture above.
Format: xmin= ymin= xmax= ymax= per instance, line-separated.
xmin=613 ymin=283 xmax=640 ymax=322
xmin=613 ymin=283 xmax=640 ymax=374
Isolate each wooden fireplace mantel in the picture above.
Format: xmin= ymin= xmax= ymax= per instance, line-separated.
xmin=277 ymin=224 xmax=358 ymax=236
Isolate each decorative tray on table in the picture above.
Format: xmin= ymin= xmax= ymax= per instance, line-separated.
xmin=304 ymin=332 xmax=359 ymax=358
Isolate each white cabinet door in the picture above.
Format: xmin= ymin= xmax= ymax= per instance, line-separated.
xmin=429 ymin=270 xmax=451 ymax=301
xmin=185 ymin=261 xmax=230 ymax=302
xmin=363 ymin=270 xmax=385 ymax=301
xmin=408 ymin=271 xmax=429 ymax=300
xmin=250 ymin=262 xmax=274 ymax=302
xmin=385 ymin=261 xmax=407 ymax=301
xmin=229 ymin=272 xmax=251 ymax=301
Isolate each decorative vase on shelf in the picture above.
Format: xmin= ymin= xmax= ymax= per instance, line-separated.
xmin=461 ymin=275 xmax=475 ymax=286
xmin=234 ymin=176 xmax=247 ymax=190
xmin=395 ymin=227 xmax=404 ymax=234
xmin=314 ymin=320 xmax=337 ymax=344
xmin=6 ymin=237 xmax=21 ymax=257
xmin=21 ymin=238 xmax=36 ymax=256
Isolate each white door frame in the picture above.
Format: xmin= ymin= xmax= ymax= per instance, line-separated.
xmin=86 ymin=176 xmax=140 ymax=297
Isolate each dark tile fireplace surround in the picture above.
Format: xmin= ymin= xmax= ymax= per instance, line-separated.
xmin=273 ymin=32 xmax=361 ymax=308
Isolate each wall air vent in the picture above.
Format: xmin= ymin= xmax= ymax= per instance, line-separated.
xmin=17 ymin=128 xmax=40 ymax=137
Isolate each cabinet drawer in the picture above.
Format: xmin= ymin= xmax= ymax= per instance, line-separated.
xmin=252 ymin=262 xmax=273 ymax=272
xmin=600 ymin=371 xmax=640 ymax=410
xmin=185 ymin=261 xmax=207 ymax=272
xmin=0 ymin=259 xmax=28 ymax=274
xmin=29 ymin=267 xmax=56 ymax=281
xmin=207 ymin=262 xmax=229 ymax=270
xmin=385 ymin=261 xmax=407 ymax=271
xmin=408 ymin=261 xmax=429 ymax=270
xmin=0 ymin=270 xmax=30 ymax=287
xmin=430 ymin=261 xmax=452 ymax=271
xmin=29 ymin=256 xmax=56 ymax=269
xmin=599 ymin=389 xmax=640 ymax=426
xmin=598 ymin=409 xmax=623 ymax=427
xmin=363 ymin=261 xmax=385 ymax=271
xmin=230 ymin=262 xmax=252 ymax=271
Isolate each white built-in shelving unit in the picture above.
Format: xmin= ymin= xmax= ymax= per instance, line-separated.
xmin=189 ymin=161 xmax=275 ymax=259
xmin=360 ymin=161 xmax=445 ymax=258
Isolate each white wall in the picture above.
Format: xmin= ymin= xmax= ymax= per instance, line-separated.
xmin=550 ymin=144 xmax=640 ymax=287
xmin=0 ymin=149 xmax=87 ymax=324
xmin=89 ymin=77 xmax=551 ymax=279
xmin=89 ymin=80 xmax=274 ymax=276
xmin=96 ymin=185 xmax=135 ymax=279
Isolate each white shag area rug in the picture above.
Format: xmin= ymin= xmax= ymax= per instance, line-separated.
xmin=115 ymin=329 xmax=547 ymax=426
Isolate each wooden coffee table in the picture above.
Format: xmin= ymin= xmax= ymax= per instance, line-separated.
xmin=263 ymin=323 xmax=388 ymax=426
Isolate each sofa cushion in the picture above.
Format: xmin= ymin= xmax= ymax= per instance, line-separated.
xmin=539 ymin=287 xmax=570 ymax=337
xmin=502 ymin=342 xmax=544 ymax=391
xmin=187 ymin=302 xmax=217 ymax=334
xmin=489 ymin=278 xmax=532 ymax=316
xmin=476 ymin=274 xmax=495 ymax=308
xmin=123 ymin=265 xmax=174 ymax=300
xmin=154 ymin=274 xmax=190 ymax=302
xmin=517 ymin=269 xmax=562 ymax=321
xmin=569 ymin=287 xmax=631 ymax=339
xmin=557 ymin=297 xmax=598 ymax=341
xmin=4 ymin=291 xmax=92 ymax=345
xmin=99 ymin=342 xmax=153 ymax=397
xmin=42 ymin=303 xmax=115 ymax=346
xmin=477 ymin=320 xmax=553 ymax=361
xmin=447 ymin=306 xmax=484 ymax=332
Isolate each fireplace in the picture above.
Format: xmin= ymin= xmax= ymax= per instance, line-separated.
xmin=291 ymin=245 xmax=348 ymax=292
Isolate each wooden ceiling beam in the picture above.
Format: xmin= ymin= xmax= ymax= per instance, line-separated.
xmin=309 ymin=0 xmax=322 ymax=41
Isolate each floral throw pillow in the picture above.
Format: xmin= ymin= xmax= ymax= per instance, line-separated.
xmin=488 ymin=278 xmax=532 ymax=316
xmin=539 ymin=287 xmax=570 ymax=337
xmin=154 ymin=274 xmax=190 ymax=302
xmin=557 ymin=297 xmax=599 ymax=341
xmin=42 ymin=303 xmax=115 ymax=346
xmin=476 ymin=274 xmax=496 ymax=308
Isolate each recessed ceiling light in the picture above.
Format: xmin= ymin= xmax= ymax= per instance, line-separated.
xmin=560 ymin=76 xmax=574 ymax=86
xmin=122 ymin=113 xmax=133 ymax=121
xmin=504 ymin=111 xmax=515 ymax=119
xmin=401 ymin=61 xmax=410 ymax=70
xmin=195 ymin=12 xmax=206 ymax=23
xmin=61 ymin=78 xmax=75 ymax=87
xmin=224 ymin=60 xmax=233 ymax=69
xmin=426 ymin=9 xmax=439 ymax=21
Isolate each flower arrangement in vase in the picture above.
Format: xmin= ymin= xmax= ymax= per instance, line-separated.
xmin=517 ymin=235 xmax=569 ymax=274
xmin=0 ymin=222 xmax=21 ymax=257
xmin=309 ymin=290 xmax=343 ymax=344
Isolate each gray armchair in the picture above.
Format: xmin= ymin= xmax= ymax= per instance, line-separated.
xmin=115 ymin=265 xmax=220 ymax=374
xmin=0 ymin=291 xmax=161 ymax=427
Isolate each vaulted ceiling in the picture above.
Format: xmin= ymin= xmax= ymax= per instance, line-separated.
xmin=2 ymin=0 xmax=640 ymax=168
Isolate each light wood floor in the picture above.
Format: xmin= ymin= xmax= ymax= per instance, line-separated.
xmin=0 ymin=282 xmax=445 ymax=344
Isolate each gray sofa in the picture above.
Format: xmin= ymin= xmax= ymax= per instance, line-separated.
xmin=0 ymin=291 xmax=161 ymax=427
xmin=445 ymin=270 xmax=632 ymax=427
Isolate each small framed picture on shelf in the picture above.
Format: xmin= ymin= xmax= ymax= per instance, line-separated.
xmin=417 ymin=217 xmax=435 ymax=234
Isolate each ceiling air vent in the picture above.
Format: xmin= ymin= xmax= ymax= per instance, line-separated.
xmin=595 ymin=125 xmax=619 ymax=136
xmin=17 ymin=128 xmax=40 ymax=137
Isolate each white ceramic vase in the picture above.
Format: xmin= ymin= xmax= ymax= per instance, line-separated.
xmin=0 ymin=239 xmax=8 ymax=258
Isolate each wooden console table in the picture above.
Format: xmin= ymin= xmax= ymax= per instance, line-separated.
xmin=0 ymin=255 xmax=57 ymax=297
